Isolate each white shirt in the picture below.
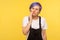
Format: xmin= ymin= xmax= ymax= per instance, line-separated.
xmin=22 ymin=16 xmax=48 ymax=40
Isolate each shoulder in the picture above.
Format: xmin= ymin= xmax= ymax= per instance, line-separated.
xmin=22 ymin=16 xmax=29 ymax=27
xmin=23 ymin=16 xmax=29 ymax=19
xmin=41 ymin=16 xmax=46 ymax=21
xmin=40 ymin=16 xmax=47 ymax=24
xmin=23 ymin=16 xmax=29 ymax=20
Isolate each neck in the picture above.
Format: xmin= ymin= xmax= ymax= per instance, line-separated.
xmin=32 ymin=16 xmax=39 ymax=20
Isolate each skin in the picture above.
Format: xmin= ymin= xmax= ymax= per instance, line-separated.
xmin=22 ymin=5 xmax=47 ymax=40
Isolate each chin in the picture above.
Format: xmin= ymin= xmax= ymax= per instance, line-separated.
xmin=32 ymin=15 xmax=37 ymax=17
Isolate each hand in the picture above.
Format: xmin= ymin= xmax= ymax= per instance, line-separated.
xmin=29 ymin=12 xmax=33 ymax=24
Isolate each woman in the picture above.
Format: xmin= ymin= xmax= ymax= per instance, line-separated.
xmin=22 ymin=2 xmax=47 ymax=40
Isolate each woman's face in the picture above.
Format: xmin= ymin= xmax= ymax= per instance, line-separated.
xmin=30 ymin=5 xmax=40 ymax=17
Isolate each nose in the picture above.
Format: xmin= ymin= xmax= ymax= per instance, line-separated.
xmin=32 ymin=10 xmax=35 ymax=13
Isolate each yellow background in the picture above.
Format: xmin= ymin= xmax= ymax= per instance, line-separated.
xmin=0 ymin=0 xmax=60 ymax=40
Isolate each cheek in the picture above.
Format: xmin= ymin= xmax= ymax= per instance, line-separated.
xmin=35 ymin=10 xmax=39 ymax=13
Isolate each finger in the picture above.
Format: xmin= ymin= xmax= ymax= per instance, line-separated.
xmin=30 ymin=12 xmax=33 ymax=16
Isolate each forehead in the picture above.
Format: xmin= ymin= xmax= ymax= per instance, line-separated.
xmin=32 ymin=5 xmax=40 ymax=9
